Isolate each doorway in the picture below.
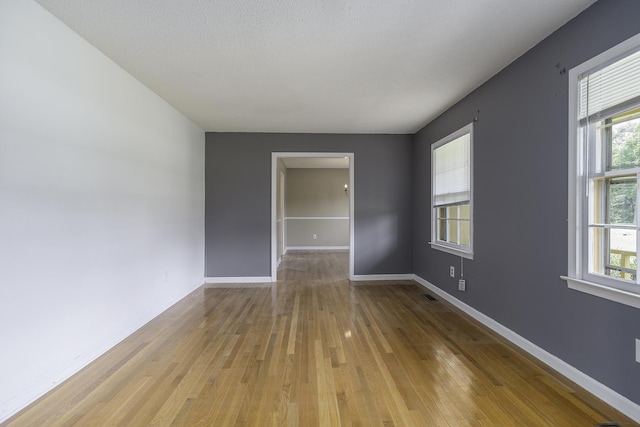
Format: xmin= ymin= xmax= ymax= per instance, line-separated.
xmin=271 ymin=152 xmax=354 ymax=281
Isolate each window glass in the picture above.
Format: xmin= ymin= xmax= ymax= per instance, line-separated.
xmin=431 ymin=124 xmax=473 ymax=258
xmin=566 ymin=35 xmax=640 ymax=308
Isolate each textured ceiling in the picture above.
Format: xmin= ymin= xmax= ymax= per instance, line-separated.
xmin=34 ymin=0 xmax=595 ymax=134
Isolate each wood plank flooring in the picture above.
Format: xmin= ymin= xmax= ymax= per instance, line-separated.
xmin=4 ymin=251 xmax=637 ymax=426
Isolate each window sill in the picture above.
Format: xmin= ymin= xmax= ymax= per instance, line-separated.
xmin=429 ymin=242 xmax=474 ymax=260
xmin=560 ymin=276 xmax=640 ymax=310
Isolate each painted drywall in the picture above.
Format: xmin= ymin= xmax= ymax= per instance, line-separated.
xmin=285 ymin=168 xmax=349 ymax=248
xmin=413 ymin=0 xmax=640 ymax=407
xmin=0 ymin=0 xmax=205 ymax=420
xmin=205 ymin=133 xmax=413 ymax=277
xmin=286 ymin=219 xmax=349 ymax=248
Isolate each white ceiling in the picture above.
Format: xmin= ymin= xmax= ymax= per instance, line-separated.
xmin=34 ymin=0 xmax=595 ymax=134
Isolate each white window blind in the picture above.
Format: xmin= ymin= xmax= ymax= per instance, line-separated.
xmin=433 ymin=132 xmax=471 ymax=206
xmin=578 ymin=48 xmax=640 ymax=123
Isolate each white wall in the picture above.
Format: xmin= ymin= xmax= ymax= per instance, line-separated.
xmin=0 ymin=1 xmax=205 ymax=421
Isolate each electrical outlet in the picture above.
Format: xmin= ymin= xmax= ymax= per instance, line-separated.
xmin=313 ymin=234 xmax=317 ymax=240
xmin=636 ymin=339 xmax=640 ymax=363
xmin=458 ymin=279 xmax=466 ymax=291
xmin=449 ymin=266 xmax=455 ymax=277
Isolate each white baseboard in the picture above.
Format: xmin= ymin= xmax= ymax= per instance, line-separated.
xmin=204 ymin=276 xmax=273 ymax=284
xmin=412 ymin=274 xmax=640 ymax=424
xmin=286 ymin=246 xmax=349 ymax=251
xmin=0 ymin=281 xmax=203 ymax=424
xmin=204 ymin=282 xmax=273 ymax=288
xmin=351 ymin=274 xmax=414 ymax=281
xmin=1 ymin=330 xmax=138 ymax=423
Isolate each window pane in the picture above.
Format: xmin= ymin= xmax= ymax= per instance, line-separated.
xmin=436 ymin=204 xmax=471 ymax=247
xmin=590 ymin=179 xmax=605 ymax=224
xmin=590 ymin=227 xmax=637 ymax=281
xmin=437 ymin=207 xmax=447 ymax=241
xmin=438 ymin=219 xmax=446 ymax=241
xmin=447 ymin=219 xmax=459 ymax=244
xmin=607 ymin=228 xmax=637 ymax=280
xmin=459 ymin=203 xmax=470 ymax=220
xmin=607 ymin=112 xmax=640 ymax=171
xmin=437 ymin=207 xmax=447 ymax=220
xmin=589 ymin=227 xmax=605 ymax=275
xmin=459 ymin=221 xmax=470 ymax=246
xmin=606 ymin=176 xmax=636 ymax=225
xmin=449 ymin=206 xmax=459 ymax=220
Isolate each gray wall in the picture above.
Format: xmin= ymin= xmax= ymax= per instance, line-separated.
xmin=413 ymin=0 xmax=640 ymax=405
xmin=205 ymin=133 xmax=413 ymax=277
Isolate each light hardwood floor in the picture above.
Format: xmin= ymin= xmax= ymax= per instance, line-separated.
xmin=4 ymin=251 xmax=637 ymax=426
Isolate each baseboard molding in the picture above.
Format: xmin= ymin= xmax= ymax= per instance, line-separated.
xmin=0 ymin=280 xmax=203 ymax=424
xmin=412 ymin=274 xmax=640 ymax=424
xmin=204 ymin=282 xmax=273 ymax=288
xmin=286 ymin=246 xmax=349 ymax=251
xmin=351 ymin=274 xmax=414 ymax=281
xmin=204 ymin=276 xmax=273 ymax=284
xmin=1 ymin=331 xmax=138 ymax=423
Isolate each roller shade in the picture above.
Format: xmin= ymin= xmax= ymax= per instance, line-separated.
xmin=433 ymin=132 xmax=470 ymax=206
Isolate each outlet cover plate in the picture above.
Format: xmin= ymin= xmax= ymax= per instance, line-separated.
xmin=636 ymin=339 xmax=640 ymax=363
xmin=450 ymin=266 xmax=455 ymax=277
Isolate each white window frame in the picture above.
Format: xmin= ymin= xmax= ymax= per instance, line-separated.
xmin=563 ymin=33 xmax=640 ymax=310
xmin=430 ymin=123 xmax=474 ymax=259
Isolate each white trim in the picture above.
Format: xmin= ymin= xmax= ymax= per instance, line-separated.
xmin=286 ymin=246 xmax=349 ymax=251
xmin=276 ymin=256 xmax=282 ymax=268
xmin=413 ymin=274 xmax=640 ymax=424
xmin=279 ymin=170 xmax=286 ymax=256
xmin=430 ymin=123 xmax=474 ymax=257
xmin=566 ymin=33 xmax=640 ymax=305
xmin=561 ymin=276 xmax=640 ymax=310
xmin=271 ymin=152 xmax=355 ymax=282
xmin=429 ymin=242 xmax=474 ymax=260
xmin=204 ymin=282 xmax=273 ymax=288
xmin=272 ymin=154 xmax=278 ymax=282
xmin=349 ymin=159 xmax=355 ymax=281
xmin=204 ymin=276 xmax=272 ymax=284
xmin=285 ymin=216 xmax=349 ymax=220
xmin=351 ymin=274 xmax=414 ymax=281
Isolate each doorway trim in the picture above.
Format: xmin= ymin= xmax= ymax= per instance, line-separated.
xmin=271 ymin=152 xmax=355 ymax=281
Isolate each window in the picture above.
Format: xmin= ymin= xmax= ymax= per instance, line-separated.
xmin=431 ymin=123 xmax=473 ymax=258
xmin=565 ymin=34 xmax=640 ymax=309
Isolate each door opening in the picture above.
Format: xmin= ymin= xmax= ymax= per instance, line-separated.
xmin=271 ymin=152 xmax=354 ymax=281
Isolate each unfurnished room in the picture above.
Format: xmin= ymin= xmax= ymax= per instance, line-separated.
xmin=1 ymin=0 xmax=640 ymax=425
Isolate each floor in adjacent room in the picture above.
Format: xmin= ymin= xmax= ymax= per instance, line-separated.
xmin=4 ymin=251 xmax=636 ymax=426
